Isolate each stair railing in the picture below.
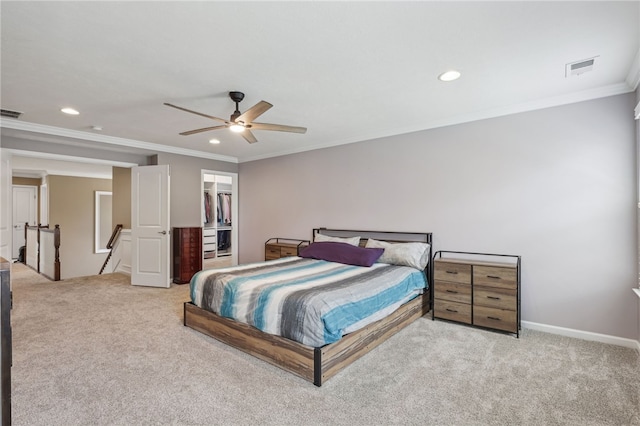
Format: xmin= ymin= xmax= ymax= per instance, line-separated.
xmin=99 ymin=224 xmax=123 ymax=274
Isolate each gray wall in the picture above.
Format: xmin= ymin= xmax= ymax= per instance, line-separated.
xmin=238 ymin=93 xmax=638 ymax=340
xmin=153 ymin=153 xmax=238 ymax=228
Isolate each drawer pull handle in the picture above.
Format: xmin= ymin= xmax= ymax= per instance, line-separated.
xmin=446 ymin=308 xmax=458 ymax=313
xmin=487 ymin=316 xmax=501 ymax=321
xmin=487 ymin=296 xmax=500 ymax=300
xmin=487 ymin=275 xmax=501 ymax=279
xmin=446 ymin=271 xmax=458 ymax=275
xmin=446 ymin=290 xmax=458 ymax=294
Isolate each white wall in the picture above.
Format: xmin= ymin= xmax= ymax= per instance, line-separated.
xmin=238 ymin=93 xmax=638 ymax=340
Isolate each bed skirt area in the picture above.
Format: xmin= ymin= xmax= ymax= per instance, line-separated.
xmin=183 ymin=292 xmax=430 ymax=386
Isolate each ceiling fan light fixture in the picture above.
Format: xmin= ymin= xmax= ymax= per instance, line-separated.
xmin=438 ymin=70 xmax=461 ymax=82
xmin=229 ymin=123 xmax=245 ymax=133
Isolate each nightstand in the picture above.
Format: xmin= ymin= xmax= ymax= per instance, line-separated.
xmin=265 ymin=238 xmax=310 ymax=261
xmin=432 ymin=251 xmax=521 ymax=337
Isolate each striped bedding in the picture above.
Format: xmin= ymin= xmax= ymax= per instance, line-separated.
xmin=190 ymin=256 xmax=428 ymax=347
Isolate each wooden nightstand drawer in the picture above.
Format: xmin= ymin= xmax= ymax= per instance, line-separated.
xmin=434 ymin=261 xmax=471 ymax=284
xmin=473 ymin=265 xmax=517 ymax=289
xmin=280 ymin=246 xmax=298 ymax=257
xmin=473 ymin=305 xmax=517 ymax=333
xmin=434 ymin=300 xmax=471 ymax=324
xmin=265 ymin=245 xmax=281 ymax=260
xmin=434 ymin=281 xmax=471 ymax=304
xmin=473 ymin=286 xmax=516 ymax=311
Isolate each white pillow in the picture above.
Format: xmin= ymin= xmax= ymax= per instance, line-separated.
xmin=365 ymin=238 xmax=430 ymax=270
xmin=314 ymin=233 xmax=361 ymax=246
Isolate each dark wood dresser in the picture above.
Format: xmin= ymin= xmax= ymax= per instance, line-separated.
xmin=173 ymin=227 xmax=203 ymax=284
xmin=1 ymin=256 xmax=11 ymax=426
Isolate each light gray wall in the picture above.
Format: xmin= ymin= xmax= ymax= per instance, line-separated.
xmin=153 ymin=153 xmax=238 ymax=228
xmin=238 ymin=93 xmax=638 ymax=340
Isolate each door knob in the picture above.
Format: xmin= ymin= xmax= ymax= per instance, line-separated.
xmin=158 ymin=230 xmax=167 ymax=235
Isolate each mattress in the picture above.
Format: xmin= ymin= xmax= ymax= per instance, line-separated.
xmin=190 ymin=256 xmax=428 ymax=347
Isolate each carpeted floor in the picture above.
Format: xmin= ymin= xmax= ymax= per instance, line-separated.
xmin=8 ymin=263 xmax=640 ymax=425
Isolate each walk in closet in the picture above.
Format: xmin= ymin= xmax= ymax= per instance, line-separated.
xmin=202 ymin=171 xmax=238 ymax=266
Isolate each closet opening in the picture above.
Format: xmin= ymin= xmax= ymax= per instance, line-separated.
xmin=202 ymin=170 xmax=238 ymax=269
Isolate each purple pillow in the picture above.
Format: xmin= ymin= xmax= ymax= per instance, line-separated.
xmin=299 ymin=242 xmax=384 ymax=267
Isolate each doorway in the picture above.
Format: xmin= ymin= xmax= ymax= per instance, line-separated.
xmin=202 ymin=170 xmax=238 ymax=268
xmin=12 ymin=185 xmax=37 ymax=259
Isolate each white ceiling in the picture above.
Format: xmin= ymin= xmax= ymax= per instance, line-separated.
xmin=1 ymin=1 xmax=639 ymax=169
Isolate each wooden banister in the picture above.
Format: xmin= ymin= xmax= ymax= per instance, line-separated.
xmin=99 ymin=224 xmax=123 ymax=274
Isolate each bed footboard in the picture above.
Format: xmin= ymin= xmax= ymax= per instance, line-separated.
xmin=184 ymin=291 xmax=430 ymax=386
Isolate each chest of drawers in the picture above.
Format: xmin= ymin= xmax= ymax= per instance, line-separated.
xmin=433 ymin=251 xmax=521 ymax=337
xmin=173 ymin=227 xmax=203 ymax=284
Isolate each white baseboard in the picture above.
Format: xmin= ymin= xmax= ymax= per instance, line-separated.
xmin=522 ymin=321 xmax=639 ymax=351
xmin=115 ymin=264 xmax=131 ymax=275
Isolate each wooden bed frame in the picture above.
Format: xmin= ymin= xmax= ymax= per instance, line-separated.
xmin=183 ymin=228 xmax=433 ymax=386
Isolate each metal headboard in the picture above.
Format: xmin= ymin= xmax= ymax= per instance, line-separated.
xmin=312 ymin=227 xmax=434 ymax=310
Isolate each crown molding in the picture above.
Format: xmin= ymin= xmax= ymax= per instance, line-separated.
xmin=5 ymin=149 xmax=137 ymax=168
xmin=626 ymin=47 xmax=640 ymax=91
xmin=239 ymin=82 xmax=634 ymax=163
xmin=0 ymin=119 xmax=238 ymax=164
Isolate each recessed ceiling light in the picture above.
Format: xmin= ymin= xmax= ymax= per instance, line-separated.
xmin=209 ymin=138 xmax=221 ymax=144
xmin=438 ymin=70 xmax=461 ymax=82
xmin=61 ymin=107 xmax=79 ymax=115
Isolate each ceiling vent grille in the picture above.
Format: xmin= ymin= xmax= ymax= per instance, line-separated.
xmin=565 ymin=56 xmax=599 ymax=78
xmin=1 ymin=109 xmax=23 ymax=119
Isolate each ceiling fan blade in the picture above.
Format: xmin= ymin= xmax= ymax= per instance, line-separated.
xmin=164 ymin=103 xmax=229 ymax=123
xmin=250 ymin=122 xmax=307 ymax=134
xmin=241 ymin=129 xmax=258 ymax=144
xmin=236 ymin=101 xmax=273 ymax=124
xmin=179 ymin=125 xmax=228 ymax=136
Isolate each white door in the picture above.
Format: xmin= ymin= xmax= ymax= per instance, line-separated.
xmin=12 ymin=185 xmax=37 ymax=259
xmin=0 ymin=150 xmax=11 ymax=261
xmin=131 ymin=165 xmax=170 ymax=288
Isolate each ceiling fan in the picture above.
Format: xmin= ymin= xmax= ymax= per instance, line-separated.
xmin=164 ymin=91 xmax=307 ymax=144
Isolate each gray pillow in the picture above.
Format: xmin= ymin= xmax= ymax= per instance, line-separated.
xmin=314 ymin=233 xmax=361 ymax=246
xmin=365 ymin=238 xmax=430 ymax=270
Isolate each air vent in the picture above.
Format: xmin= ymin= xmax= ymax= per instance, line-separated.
xmin=1 ymin=108 xmax=23 ymax=119
xmin=565 ymin=56 xmax=599 ymax=78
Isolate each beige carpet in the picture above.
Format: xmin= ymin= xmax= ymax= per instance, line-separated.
xmin=8 ymin=263 xmax=640 ymax=425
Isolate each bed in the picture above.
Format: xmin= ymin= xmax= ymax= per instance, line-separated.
xmin=184 ymin=228 xmax=433 ymax=386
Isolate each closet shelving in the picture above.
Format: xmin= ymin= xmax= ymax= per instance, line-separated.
xmin=203 ymin=174 xmax=233 ymax=260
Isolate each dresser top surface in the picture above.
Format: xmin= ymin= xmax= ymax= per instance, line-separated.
xmin=434 ymin=257 xmax=517 ymax=269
